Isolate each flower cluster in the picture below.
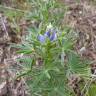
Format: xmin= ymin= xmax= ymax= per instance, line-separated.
xmin=38 ymin=24 xmax=57 ymax=43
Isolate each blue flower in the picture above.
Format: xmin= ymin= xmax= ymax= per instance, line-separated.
xmin=37 ymin=34 xmax=45 ymax=43
xmin=38 ymin=29 xmax=57 ymax=43
xmin=50 ymin=31 xmax=57 ymax=41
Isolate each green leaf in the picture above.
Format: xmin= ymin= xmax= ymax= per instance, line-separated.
xmin=17 ymin=57 xmax=33 ymax=69
xmin=68 ymin=52 xmax=90 ymax=77
xmin=44 ymin=70 xmax=51 ymax=79
xmin=16 ymin=49 xmax=33 ymax=54
xmin=88 ymin=84 xmax=96 ymax=96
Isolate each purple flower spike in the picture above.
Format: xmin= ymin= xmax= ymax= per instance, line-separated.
xmin=38 ymin=28 xmax=57 ymax=43
xmin=38 ymin=34 xmax=45 ymax=43
xmin=50 ymin=32 xmax=57 ymax=41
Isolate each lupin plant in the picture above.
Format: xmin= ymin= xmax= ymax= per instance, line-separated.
xmin=15 ymin=23 xmax=91 ymax=96
xmin=14 ymin=0 xmax=93 ymax=96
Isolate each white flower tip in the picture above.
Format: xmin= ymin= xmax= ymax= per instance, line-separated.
xmin=47 ymin=23 xmax=53 ymax=30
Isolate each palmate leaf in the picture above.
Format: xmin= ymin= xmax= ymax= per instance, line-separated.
xmin=26 ymin=69 xmax=71 ymax=96
xmin=11 ymin=42 xmax=35 ymax=54
xmin=16 ymin=57 xmax=34 ymax=79
xmin=17 ymin=57 xmax=33 ymax=70
xmin=67 ymin=52 xmax=90 ymax=77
